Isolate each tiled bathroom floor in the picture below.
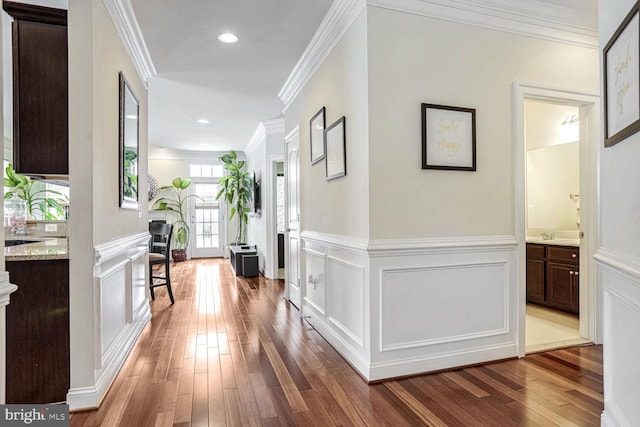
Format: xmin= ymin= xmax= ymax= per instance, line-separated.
xmin=525 ymin=304 xmax=590 ymax=353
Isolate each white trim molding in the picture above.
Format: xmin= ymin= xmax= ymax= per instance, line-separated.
xmin=0 ymin=271 xmax=18 ymax=404
xmin=0 ymin=272 xmax=17 ymax=308
xmin=369 ymin=0 xmax=597 ymax=48
xmin=367 ymin=235 xmax=517 ymax=256
xmin=94 ymin=231 xmax=150 ymax=264
xmin=102 ymin=0 xmax=156 ymax=87
xmin=278 ymin=0 xmax=367 ymax=109
xmin=244 ymin=118 xmax=285 ymax=156
xmin=301 ymin=230 xmax=369 ymax=255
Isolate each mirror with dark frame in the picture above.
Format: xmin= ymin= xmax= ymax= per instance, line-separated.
xmin=119 ymin=71 xmax=139 ymax=209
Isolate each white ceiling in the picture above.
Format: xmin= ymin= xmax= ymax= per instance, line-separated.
xmin=129 ymin=0 xmax=597 ymax=154
xmin=131 ymin=0 xmax=334 ymax=153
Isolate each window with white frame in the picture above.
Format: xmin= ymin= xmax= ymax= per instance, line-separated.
xmin=189 ymin=163 xmax=224 ymax=178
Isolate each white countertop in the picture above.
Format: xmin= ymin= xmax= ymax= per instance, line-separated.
xmin=526 ymin=237 xmax=580 ymax=247
xmin=4 ymin=238 xmax=69 ymax=261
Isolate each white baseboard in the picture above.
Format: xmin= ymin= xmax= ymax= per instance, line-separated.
xmin=369 ymin=343 xmax=517 ymax=380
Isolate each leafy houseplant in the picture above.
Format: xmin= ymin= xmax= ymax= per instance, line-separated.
xmin=152 ymin=177 xmax=202 ymax=261
xmin=4 ymin=163 xmax=67 ymax=220
xmin=216 ymin=151 xmax=252 ymax=244
xmin=123 ymin=147 xmax=138 ymax=199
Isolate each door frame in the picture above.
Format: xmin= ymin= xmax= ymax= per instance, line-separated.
xmin=284 ymin=126 xmax=300 ymax=305
xmin=265 ymin=155 xmax=284 ymax=279
xmin=514 ymin=82 xmax=601 ymax=357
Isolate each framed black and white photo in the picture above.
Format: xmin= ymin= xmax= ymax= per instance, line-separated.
xmin=310 ymin=107 xmax=326 ymax=164
xmin=421 ymin=103 xmax=476 ymax=171
xmin=325 ymin=116 xmax=346 ymax=181
xmin=604 ymin=3 xmax=640 ymax=147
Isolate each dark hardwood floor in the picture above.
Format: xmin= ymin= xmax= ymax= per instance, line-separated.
xmin=70 ymin=258 xmax=603 ymax=426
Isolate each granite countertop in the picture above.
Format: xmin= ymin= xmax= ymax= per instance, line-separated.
xmin=526 ymin=237 xmax=580 ymax=247
xmin=4 ymin=238 xmax=69 ymax=261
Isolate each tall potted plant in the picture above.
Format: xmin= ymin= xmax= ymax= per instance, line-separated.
xmin=216 ymin=150 xmax=252 ymax=244
xmin=152 ymin=177 xmax=202 ymax=261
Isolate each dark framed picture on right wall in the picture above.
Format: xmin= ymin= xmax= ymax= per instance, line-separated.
xmin=603 ymin=1 xmax=640 ymax=147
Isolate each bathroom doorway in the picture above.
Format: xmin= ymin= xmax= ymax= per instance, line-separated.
xmin=515 ymin=83 xmax=600 ymax=356
xmin=524 ymin=99 xmax=587 ymax=352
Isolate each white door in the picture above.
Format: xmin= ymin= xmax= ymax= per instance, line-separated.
xmin=189 ymin=181 xmax=224 ymax=258
xmin=285 ymin=128 xmax=301 ymax=309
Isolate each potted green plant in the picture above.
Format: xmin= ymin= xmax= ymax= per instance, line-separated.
xmin=4 ymin=163 xmax=68 ymax=220
xmin=216 ymin=150 xmax=252 ymax=244
xmin=152 ymin=177 xmax=202 ymax=261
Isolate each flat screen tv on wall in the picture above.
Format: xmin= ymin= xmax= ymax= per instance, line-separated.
xmin=252 ymin=172 xmax=261 ymax=216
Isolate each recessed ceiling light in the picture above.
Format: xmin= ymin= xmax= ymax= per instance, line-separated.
xmin=197 ymin=119 xmax=210 ymax=124
xmin=217 ymin=32 xmax=238 ymax=43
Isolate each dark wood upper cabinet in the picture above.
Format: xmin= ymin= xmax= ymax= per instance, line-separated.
xmin=4 ymin=1 xmax=68 ymax=175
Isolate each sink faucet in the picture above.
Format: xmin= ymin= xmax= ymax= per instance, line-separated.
xmin=541 ymin=232 xmax=555 ymax=240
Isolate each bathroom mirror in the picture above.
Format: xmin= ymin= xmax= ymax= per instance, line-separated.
xmin=119 ymin=71 xmax=139 ymax=209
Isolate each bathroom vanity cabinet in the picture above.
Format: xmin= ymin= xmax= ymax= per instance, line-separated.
xmin=526 ymin=243 xmax=579 ymax=315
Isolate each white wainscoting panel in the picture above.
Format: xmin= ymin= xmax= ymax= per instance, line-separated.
xmin=299 ymin=232 xmax=517 ymax=382
xmin=596 ymin=248 xmax=640 ymax=427
xmin=97 ymin=259 xmax=129 ymax=356
xmin=303 ymin=248 xmax=326 ymax=315
xmin=131 ymin=251 xmax=148 ymax=318
xmin=300 ymin=232 xmax=370 ymax=378
xmin=67 ymin=232 xmax=150 ymax=410
xmin=368 ymin=236 xmax=517 ymax=380
xmin=380 ymin=262 xmax=508 ymax=352
xmin=327 ymin=256 xmax=365 ymax=347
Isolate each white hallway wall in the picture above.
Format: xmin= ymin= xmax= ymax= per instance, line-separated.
xmin=246 ymin=118 xmax=284 ymax=278
xmin=282 ymin=1 xmax=599 ymax=380
xmin=68 ymin=0 xmax=151 ymax=409
xmin=597 ymin=0 xmax=640 ymax=425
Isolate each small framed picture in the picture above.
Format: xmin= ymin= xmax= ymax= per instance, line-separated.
xmin=310 ymin=107 xmax=326 ymax=164
xmin=325 ymin=116 xmax=346 ymax=181
xmin=421 ymin=103 xmax=476 ymax=171
xmin=604 ymin=4 xmax=640 ymax=147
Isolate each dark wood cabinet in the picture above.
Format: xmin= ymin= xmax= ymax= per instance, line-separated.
xmin=3 ymin=2 xmax=68 ymax=175
xmin=5 ymin=259 xmax=69 ymax=404
xmin=526 ymin=258 xmax=545 ymax=304
xmin=526 ymin=243 xmax=579 ymax=315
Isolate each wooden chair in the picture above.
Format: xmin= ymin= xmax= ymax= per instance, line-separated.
xmin=149 ymin=222 xmax=174 ymax=304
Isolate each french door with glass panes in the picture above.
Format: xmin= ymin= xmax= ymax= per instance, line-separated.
xmin=189 ymin=181 xmax=224 ymax=258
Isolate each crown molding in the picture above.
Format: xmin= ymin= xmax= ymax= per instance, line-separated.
xmin=244 ymin=123 xmax=266 ymax=156
xmin=244 ymin=118 xmax=285 ymax=156
xmin=263 ymin=117 xmax=285 ymax=135
xmin=279 ymin=0 xmax=597 ymax=111
xmin=278 ymin=0 xmax=367 ymax=110
xmin=369 ymin=0 xmax=598 ymax=48
xmin=102 ymin=0 xmax=156 ymax=88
